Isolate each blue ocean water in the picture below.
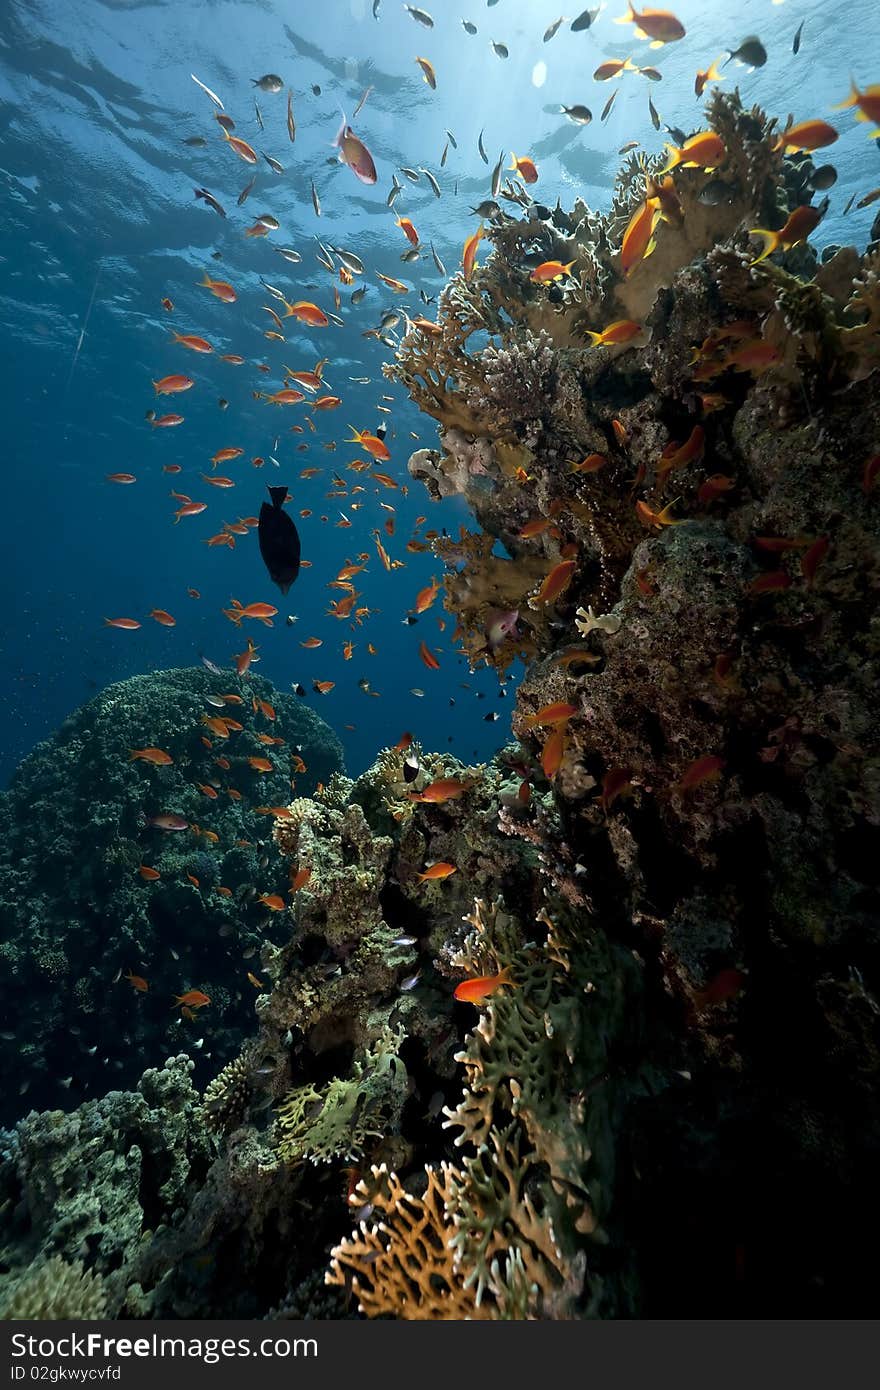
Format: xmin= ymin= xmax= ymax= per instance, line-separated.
xmin=0 ymin=0 xmax=876 ymax=785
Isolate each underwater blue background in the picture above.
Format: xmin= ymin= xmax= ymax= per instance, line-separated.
xmin=0 ymin=0 xmax=876 ymax=785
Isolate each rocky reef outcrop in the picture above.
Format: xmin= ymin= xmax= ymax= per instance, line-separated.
xmin=0 ymin=667 xmax=343 ymax=1120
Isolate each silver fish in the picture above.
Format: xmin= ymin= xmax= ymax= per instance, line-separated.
xmin=400 ymin=166 xmax=421 ymax=182
xmin=182 ymin=135 xmax=207 ymax=147
xmin=311 ymin=180 xmax=321 ymax=216
xmin=327 ymin=312 xmax=344 ymax=326
xmin=491 ymin=41 xmax=508 ymax=59
xmin=404 ymin=5 xmax=433 ymax=26
xmin=601 ymin=89 xmax=617 ymax=123
xmin=445 ymin=128 xmax=457 ymax=149
xmin=334 ymin=247 xmax=365 ymax=274
xmin=254 ymin=99 xmax=264 ymax=131
xmin=194 ymin=187 xmax=226 ymax=217
xmin=351 ymin=286 xmax=368 ymax=304
xmin=316 ymin=238 xmax=336 ymax=268
xmin=353 ymin=85 xmax=372 ymax=118
xmin=491 ymin=149 xmax=504 ymax=197
xmin=421 ymin=167 xmax=441 ymax=198
xmin=380 ymin=310 xmax=401 ymax=328
xmin=544 ymin=17 xmax=564 ymax=42
xmin=252 ymin=74 xmax=283 ymax=93
xmin=237 ymin=175 xmax=256 ymax=205
xmin=260 ymin=276 xmax=287 ymax=300
xmin=392 ymin=935 xmax=417 ymax=947
xmin=262 ymin=151 xmax=284 ymax=174
xmin=440 ymin=141 xmax=448 ymax=167
xmin=205 ymin=693 xmax=226 ymax=708
xmin=462 ymin=19 xmax=477 ymax=35
xmin=400 ymin=971 xmax=421 ymax=991
xmin=276 ymin=246 xmax=302 ymax=263
xmin=400 ymin=247 xmax=420 ymax=262
xmin=255 ymin=212 xmax=279 ymax=229
xmin=470 ymin=198 xmax=500 ymax=217
xmin=373 ymin=0 xmax=381 ymax=15
xmin=191 ymin=73 xmax=224 ymax=110
xmin=478 ymin=128 xmax=488 ymax=164
xmin=649 ymin=95 xmax=661 ymax=131
xmin=793 ymin=19 xmax=805 ymax=55
xmin=430 ymin=242 xmax=446 ymax=274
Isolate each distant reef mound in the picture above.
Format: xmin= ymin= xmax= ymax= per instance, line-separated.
xmin=0 ymin=667 xmax=344 ymax=1121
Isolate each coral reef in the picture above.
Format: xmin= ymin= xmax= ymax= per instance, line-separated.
xmin=1 ymin=90 xmax=879 ymax=1320
xmin=0 ymin=667 xmax=343 ymax=1120
xmin=0 ymin=1257 xmax=107 ymax=1321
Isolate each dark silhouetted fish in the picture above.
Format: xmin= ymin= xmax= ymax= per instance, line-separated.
xmin=258 ymin=486 xmax=301 ymax=594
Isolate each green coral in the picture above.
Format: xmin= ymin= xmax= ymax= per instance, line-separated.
xmin=276 ymin=1027 xmax=407 ymax=1165
xmin=0 ymin=1257 xmax=107 ymax=1320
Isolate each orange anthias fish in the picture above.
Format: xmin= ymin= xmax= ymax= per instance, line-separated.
xmin=677 ymin=754 xmax=725 ymax=792
xmin=138 ymin=866 xmax=160 ymax=881
xmin=636 ymin=499 xmax=681 ymax=528
xmin=199 ymin=273 xmax=236 ymax=303
xmin=834 ymin=82 xmax=880 ymax=130
xmin=586 ymin=319 xmax=643 ymax=348
xmin=601 ymin=767 xmax=633 ymax=812
xmin=258 ymin=894 xmax=286 ymax=911
xmin=454 ymin=965 xmax=517 ymax=1004
xmin=462 ymin=223 xmax=484 ymax=281
xmin=417 ymin=862 xmax=457 ymax=882
xmin=171 ymin=332 xmax=213 ymax=353
xmin=529 ymin=258 xmax=576 ymax=283
xmin=661 ymin=130 xmax=726 ymax=172
xmin=594 ymin=57 xmax=637 ymax=80
xmin=291 ymin=866 xmax=312 ymax=892
xmin=510 ymin=153 xmax=538 ymax=184
xmin=104 ymin=617 xmax=141 ymax=629
xmin=773 ymin=119 xmax=839 ymax=154
xmin=396 ymin=216 xmax=420 ymax=245
xmin=285 ymin=301 xmax=329 ymax=327
xmin=620 ymin=198 xmax=660 ymax=276
xmin=348 ymin=427 xmax=390 ymax=461
xmin=414 ymin=577 xmax=440 ymax=613
xmin=418 ymin=640 xmax=440 ymax=670
xmin=749 ymin=205 xmax=824 ymax=265
xmin=523 ymin=701 xmax=579 ymax=730
xmin=106 ymin=472 xmax=136 ymax=484
xmin=153 ymin=374 xmax=194 ymax=395
xmin=129 ymin=747 xmax=173 ymax=765
xmin=614 ymin=5 xmax=686 ymax=46
xmin=125 ymin=970 xmax=149 ymax=991
xmin=409 ymin=778 xmax=474 ymax=804
xmin=572 ymin=453 xmax=608 ymax=474
xmin=149 ymin=608 xmax=176 ymax=626
xmin=541 ymin=725 xmax=567 ymax=779
xmin=248 ymin=756 xmax=273 ymax=772
xmin=694 ymin=57 xmax=724 ymax=97
xmin=174 ymin=989 xmax=211 ymax=1009
xmin=222 ymin=129 xmax=258 ymax=163
xmin=533 ymin=559 xmax=576 ymax=605
xmin=657 ymin=425 xmax=705 ymax=476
